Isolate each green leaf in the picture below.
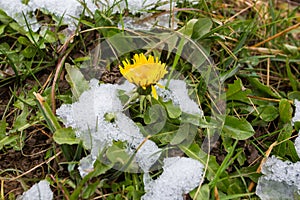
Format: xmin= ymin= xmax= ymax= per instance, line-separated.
xmin=274 ymin=124 xmax=293 ymax=158
xmin=40 ymin=28 xmax=57 ymax=43
xmin=247 ymin=77 xmax=281 ymax=98
xmin=144 ymin=104 xmax=167 ymax=134
xmin=0 ymin=135 xmax=19 ymax=151
xmin=225 ymin=79 xmax=251 ymax=102
xmin=21 ymin=45 xmax=37 ymax=58
xmin=257 ymin=105 xmax=279 ymax=122
xmin=287 ymin=140 xmax=300 ymax=162
xmin=106 ymin=141 xmax=139 ymax=171
xmin=181 ymin=112 xmax=206 ymax=126
xmin=170 ymin=123 xmax=196 ymax=145
xmin=164 ymin=100 xmax=181 ymax=119
xmin=223 ymin=116 xmax=255 ymax=140
xmin=288 ymin=91 xmax=300 ymax=100
xmin=190 ymin=184 xmax=210 ymax=200
xmin=0 ymin=24 xmax=6 ymax=35
xmin=9 ymin=22 xmax=26 ymax=35
xmin=0 ymin=9 xmax=12 ymax=24
xmin=279 ymin=99 xmax=292 ymax=123
xmin=53 ymin=127 xmax=80 ymax=145
xmin=65 ymin=63 xmax=90 ymax=100
xmin=82 ymin=180 xmax=100 ymax=199
xmin=178 ymin=19 xmax=198 ymax=37
xmin=18 ymin=36 xmax=31 ymax=45
xmin=10 ymin=107 xmax=29 ymax=133
xmin=192 ymin=18 xmax=213 ymax=39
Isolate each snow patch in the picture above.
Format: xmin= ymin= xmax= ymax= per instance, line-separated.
xmin=157 ymin=79 xmax=203 ymax=116
xmin=142 ymin=157 xmax=203 ymax=200
xmin=256 ymin=155 xmax=300 ymax=199
xmin=17 ymin=180 xmax=53 ymax=200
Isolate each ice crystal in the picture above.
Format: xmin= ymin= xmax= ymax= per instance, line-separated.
xmin=142 ymin=157 xmax=203 ymax=200
xmin=17 ymin=180 xmax=53 ymax=200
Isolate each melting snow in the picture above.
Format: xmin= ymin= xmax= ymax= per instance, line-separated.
xmin=256 ymin=132 xmax=300 ymax=199
xmin=0 ymin=0 xmax=176 ymax=32
xmin=157 ymin=79 xmax=203 ymax=116
xmin=17 ymin=180 xmax=53 ymax=200
xmin=142 ymin=157 xmax=203 ymax=200
xmin=57 ymin=79 xmax=161 ymax=173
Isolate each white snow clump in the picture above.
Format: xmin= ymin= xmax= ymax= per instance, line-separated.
xmin=0 ymin=0 xmax=175 ymax=32
xmin=157 ymin=79 xmax=203 ymax=116
xmin=17 ymin=180 xmax=53 ymax=200
xmin=57 ymin=79 xmax=161 ymax=174
xmin=256 ymin=132 xmax=300 ymax=199
xmin=142 ymin=157 xmax=203 ymax=200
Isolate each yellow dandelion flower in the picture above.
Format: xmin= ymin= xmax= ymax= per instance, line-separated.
xmin=119 ymin=53 xmax=167 ymax=99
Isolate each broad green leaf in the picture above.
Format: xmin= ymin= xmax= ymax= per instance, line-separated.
xmin=288 ymin=91 xmax=300 ymax=100
xmin=9 ymin=22 xmax=26 ymax=35
xmin=237 ymin=148 xmax=247 ymax=165
xmin=192 ymin=18 xmax=213 ymax=39
xmin=106 ymin=33 xmax=135 ymax=55
xmin=92 ymin=159 xmax=113 ymax=177
xmin=0 ymin=135 xmax=19 ymax=150
xmin=279 ymin=99 xmax=292 ymax=123
xmin=0 ymin=24 xmax=6 ymax=35
xmin=170 ymin=123 xmax=197 ymax=145
xmin=39 ymin=28 xmax=57 ymax=43
xmin=181 ymin=112 xmax=206 ymax=127
xmin=144 ymin=104 xmax=167 ymax=134
xmin=0 ymin=9 xmax=11 ymax=24
xmin=18 ymin=36 xmax=31 ymax=45
xmin=82 ymin=180 xmax=100 ymax=199
xmin=232 ymin=164 xmax=260 ymax=182
xmin=144 ymin=104 xmax=166 ymax=124
xmin=65 ymin=63 xmax=89 ymax=100
xmin=275 ymin=124 xmax=292 ymax=158
xmin=106 ymin=142 xmax=139 ymax=172
xmin=9 ymin=107 xmax=29 ymax=133
xmin=178 ymin=19 xmax=198 ymax=37
xmin=223 ymin=116 xmax=255 ymax=140
xmin=190 ymin=184 xmax=210 ymax=200
xmin=247 ymin=77 xmax=281 ymax=98
xmin=164 ymin=100 xmax=181 ymax=119
xmin=227 ymin=179 xmax=244 ymax=195
xmin=21 ymin=45 xmax=37 ymax=58
xmin=257 ymin=105 xmax=279 ymax=122
xmin=53 ymin=127 xmax=80 ymax=145
xmin=287 ymin=140 xmax=300 ymax=162
xmin=25 ymin=32 xmax=40 ymax=45
xmin=225 ymin=79 xmax=251 ymax=102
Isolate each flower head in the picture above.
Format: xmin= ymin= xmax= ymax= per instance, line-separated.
xmin=119 ymin=53 xmax=167 ymax=99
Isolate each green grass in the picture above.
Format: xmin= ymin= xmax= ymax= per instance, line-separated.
xmin=0 ymin=0 xmax=300 ymax=199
